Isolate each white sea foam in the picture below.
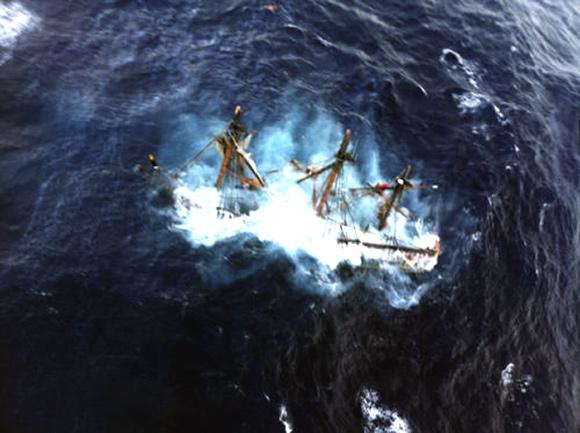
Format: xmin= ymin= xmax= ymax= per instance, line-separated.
xmin=440 ymin=48 xmax=480 ymax=88
xmin=453 ymin=92 xmax=508 ymax=126
xmin=279 ymin=404 xmax=293 ymax=433
xmin=0 ymin=2 xmax=38 ymax=64
xmin=360 ymin=388 xmax=412 ymax=433
xmin=173 ymin=181 xmax=438 ymax=272
xmin=500 ymin=362 xmax=534 ymax=405
xmin=168 ymin=111 xmax=440 ymax=300
xmin=500 ymin=362 xmax=516 ymax=404
xmin=453 ymin=92 xmax=487 ymax=114
xmin=172 ymin=185 xmax=438 ymax=274
xmin=442 ymin=48 xmax=510 ymax=128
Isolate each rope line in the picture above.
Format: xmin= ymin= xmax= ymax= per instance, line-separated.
xmin=175 ymin=137 xmax=216 ymax=176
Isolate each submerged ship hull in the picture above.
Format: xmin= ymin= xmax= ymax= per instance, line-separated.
xmin=335 ymin=226 xmax=440 ymax=272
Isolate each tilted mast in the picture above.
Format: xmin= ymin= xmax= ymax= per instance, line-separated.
xmin=377 ymin=165 xmax=412 ymax=230
xmin=215 ymin=143 xmax=233 ymax=188
xmin=314 ymin=129 xmax=355 ymax=216
xmin=214 ymin=106 xmax=265 ymax=189
xmin=215 ymin=106 xmax=243 ymax=188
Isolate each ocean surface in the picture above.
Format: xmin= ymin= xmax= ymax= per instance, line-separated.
xmin=0 ymin=1 xmax=579 ymax=432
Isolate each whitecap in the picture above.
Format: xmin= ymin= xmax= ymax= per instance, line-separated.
xmin=360 ymin=388 xmax=412 ymax=433
xmin=0 ymin=2 xmax=38 ymax=64
xmin=500 ymin=362 xmax=533 ymax=405
xmin=279 ymin=404 xmax=293 ymax=433
xmin=453 ymin=92 xmax=488 ymax=114
xmin=453 ymin=92 xmax=509 ymax=125
xmin=440 ymin=48 xmax=465 ymax=69
xmin=440 ymin=48 xmax=480 ymax=88
xmin=500 ymin=363 xmax=516 ymax=406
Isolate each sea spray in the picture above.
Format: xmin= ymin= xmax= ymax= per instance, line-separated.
xmin=0 ymin=2 xmax=38 ymax=65
xmin=167 ymin=109 xmax=440 ymax=299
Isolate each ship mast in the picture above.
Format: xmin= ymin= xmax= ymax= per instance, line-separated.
xmin=314 ymin=129 xmax=354 ymax=216
xmin=377 ymin=165 xmax=412 ymax=230
xmin=215 ymin=106 xmax=243 ymax=188
xmin=214 ymin=106 xmax=265 ymax=189
xmin=215 ymin=142 xmax=233 ymax=188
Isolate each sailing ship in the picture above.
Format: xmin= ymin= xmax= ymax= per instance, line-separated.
xmin=291 ymin=129 xmax=441 ymax=272
xmin=139 ymin=109 xmax=440 ymax=272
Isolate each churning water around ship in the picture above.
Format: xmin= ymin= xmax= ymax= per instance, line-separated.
xmin=0 ymin=1 xmax=578 ymax=433
xmin=171 ymin=108 xmax=444 ymax=293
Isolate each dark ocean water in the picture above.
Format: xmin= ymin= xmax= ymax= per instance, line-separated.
xmin=0 ymin=0 xmax=579 ymax=432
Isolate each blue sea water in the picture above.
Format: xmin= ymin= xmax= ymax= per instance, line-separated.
xmin=0 ymin=1 xmax=578 ymax=432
